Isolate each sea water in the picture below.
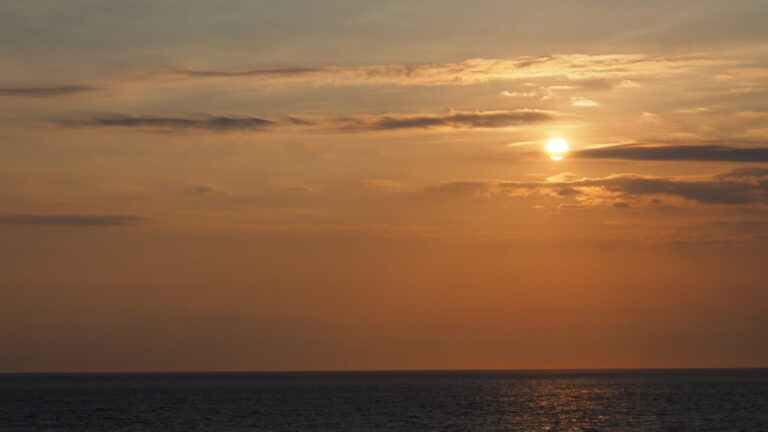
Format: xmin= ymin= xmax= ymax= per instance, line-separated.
xmin=1 ymin=369 xmax=766 ymax=431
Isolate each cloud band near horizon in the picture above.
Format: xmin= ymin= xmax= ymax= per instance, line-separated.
xmin=429 ymin=168 xmax=768 ymax=206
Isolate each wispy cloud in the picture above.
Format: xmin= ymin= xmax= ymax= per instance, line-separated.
xmin=0 ymin=214 xmax=149 ymax=226
xmin=570 ymin=97 xmax=600 ymax=107
xmin=62 ymin=115 xmax=277 ymax=131
xmin=574 ymin=143 xmax=768 ymax=162
xmin=715 ymin=167 xmax=768 ymax=179
xmin=428 ymin=168 xmax=768 ymax=206
xmin=155 ymin=55 xmax=717 ymax=86
xmin=0 ymin=86 xmax=98 ymax=97
xmin=61 ymin=110 xmax=554 ymax=133
xmin=173 ymin=67 xmax=323 ymax=78
xmin=335 ymin=110 xmax=553 ymax=132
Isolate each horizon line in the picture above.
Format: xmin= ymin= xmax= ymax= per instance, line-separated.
xmin=3 ymin=366 xmax=767 ymax=375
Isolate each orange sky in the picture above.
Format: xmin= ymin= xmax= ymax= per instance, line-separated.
xmin=1 ymin=0 xmax=767 ymax=372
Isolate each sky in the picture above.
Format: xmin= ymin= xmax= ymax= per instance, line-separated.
xmin=1 ymin=0 xmax=768 ymax=372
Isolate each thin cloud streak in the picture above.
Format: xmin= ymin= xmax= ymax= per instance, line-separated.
xmin=0 ymin=86 xmax=98 ymax=97
xmin=63 ymin=116 xmax=277 ymax=131
xmin=174 ymin=67 xmax=323 ymax=77
xmin=336 ymin=110 xmax=553 ymax=132
xmin=61 ymin=110 xmax=554 ymax=133
xmin=0 ymin=214 xmax=149 ymax=227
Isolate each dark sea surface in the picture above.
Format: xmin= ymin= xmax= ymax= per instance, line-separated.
xmin=1 ymin=369 xmax=767 ymax=431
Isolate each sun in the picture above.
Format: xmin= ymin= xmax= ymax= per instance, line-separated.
xmin=546 ymin=138 xmax=569 ymax=161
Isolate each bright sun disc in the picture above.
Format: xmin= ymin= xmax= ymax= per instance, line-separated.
xmin=546 ymin=138 xmax=569 ymax=161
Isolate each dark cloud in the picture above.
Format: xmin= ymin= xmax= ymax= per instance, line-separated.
xmin=283 ymin=116 xmax=314 ymax=126
xmin=193 ymin=185 xmax=228 ymax=195
xmin=61 ymin=110 xmax=550 ymax=133
xmin=708 ymin=220 xmax=768 ymax=233
xmin=570 ymin=78 xmax=617 ymax=91
xmin=578 ymin=176 xmax=762 ymax=205
xmin=194 ymin=185 xmax=227 ymax=195
xmin=502 ymin=175 xmax=767 ymax=205
xmin=63 ymin=115 xmax=277 ymax=131
xmin=574 ymin=143 xmax=768 ymax=162
xmin=432 ymin=168 xmax=768 ymax=206
xmin=0 ymin=86 xmax=98 ymax=97
xmin=555 ymin=186 xmax=579 ymax=196
xmin=340 ymin=110 xmax=553 ymax=132
xmin=172 ymin=67 xmax=322 ymax=78
xmin=0 ymin=214 xmax=149 ymax=227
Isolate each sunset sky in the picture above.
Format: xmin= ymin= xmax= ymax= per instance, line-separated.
xmin=2 ymin=0 xmax=768 ymax=372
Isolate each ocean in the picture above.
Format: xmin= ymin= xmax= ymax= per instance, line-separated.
xmin=1 ymin=369 xmax=766 ymax=431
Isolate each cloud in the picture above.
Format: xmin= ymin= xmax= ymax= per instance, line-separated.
xmin=571 ymin=97 xmax=600 ymax=107
xmin=63 ymin=115 xmax=277 ymax=131
xmin=500 ymin=90 xmax=539 ymax=98
xmin=62 ymin=110 xmax=554 ymax=133
xmin=0 ymin=86 xmax=98 ymax=97
xmin=338 ymin=110 xmax=553 ymax=132
xmin=615 ymin=80 xmax=642 ymax=89
xmin=639 ymin=112 xmax=663 ymax=125
xmin=715 ymin=167 xmax=768 ymax=179
xmin=574 ymin=143 xmax=768 ymax=162
xmin=193 ymin=185 xmax=229 ymax=195
xmin=195 ymin=186 xmax=217 ymax=194
xmin=429 ymin=168 xmax=768 ymax=206
xmin=0 ymin=214 xmax=149 ymax=227
xmin=172 ymin=67 xmax=322 ymax=78
xmin=156 ymin=55 xmax=716 ymax=86
xmin=675 ymin=107 xmax=711 ymax=114
xmin=501 ymin=77 xmax=636 ymax=103
xmin=500 ymin=174 xmax=768 ymax=205
xmin=428 ymin=181 xmax=491 ymax=195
